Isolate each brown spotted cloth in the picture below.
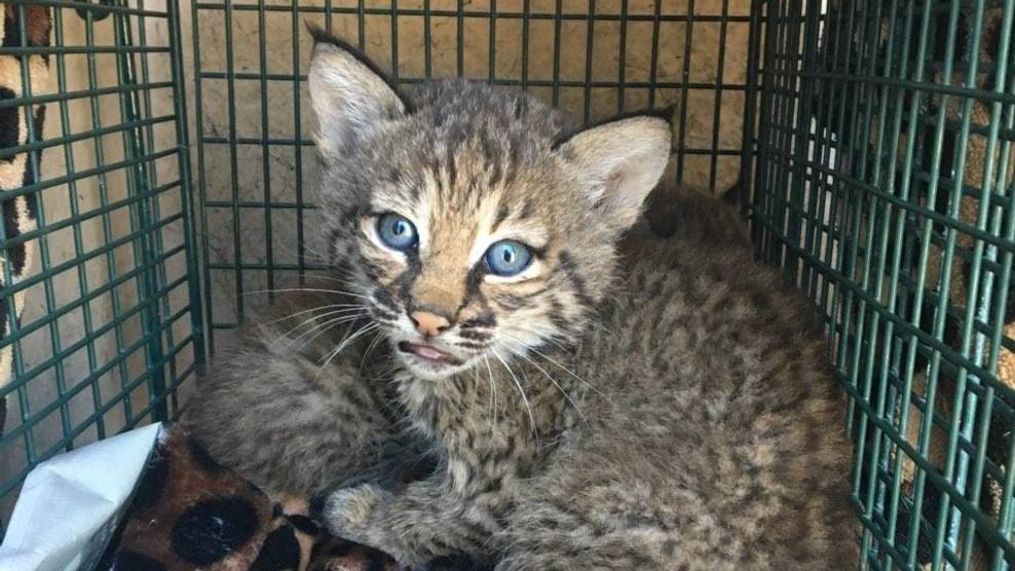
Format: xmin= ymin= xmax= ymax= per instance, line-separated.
xmin=98 ymin=426 xmax=405 ymax=571
xmin=0 ymin=4 xmax=50 ymax=437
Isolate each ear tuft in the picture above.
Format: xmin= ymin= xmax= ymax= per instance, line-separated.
xmin=307 ymin=28 xmax=409 ymax=160
xmin=557 ymin=113 xmax=673 ymax=231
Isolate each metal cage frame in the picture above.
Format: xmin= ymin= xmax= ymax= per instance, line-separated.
xmin=0 ymin=1 xmax=1012 ymax=568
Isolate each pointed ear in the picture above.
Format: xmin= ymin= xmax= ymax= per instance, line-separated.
xmin=307 ymin=28 xmax=410 ymax=159
xmin=556 ymin=113 xmax=673 ymax=231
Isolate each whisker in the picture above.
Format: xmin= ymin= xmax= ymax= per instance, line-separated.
xmin=491 ymin=349 xmax=538 ymax=444
xmin=497 ymin=331 xmax=602 ymax=398
xmin=316 ymin=323 xmax=380 ymax=381
xmin=281 ymin=313 xmax=370 ymax=351
xmin=276 ymin=308 xmax=370 ymax=346
xmin=359 ymin=330 xmax=386 ymax=375
xmin=542 ymin=335 xmax=571 ymax=352
xmin=264 ymin=303 xmax=367 ymax=325
xmin=501 ymin=325 xmax=571 ymax=353
xmin=528 ymin=347 xmax=603 ymax=398
xmin=244 ymin=287 xmax=372 ymax=301
xmin=506 ymin=344 xmax=586 ymax=422
xmin=278 ymin=314 xmax=362 ymax=358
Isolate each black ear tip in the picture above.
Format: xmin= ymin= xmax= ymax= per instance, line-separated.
xmin=649 ymin=105 xmax=676 ymax=126
xmin=722 ymin=176 xmax=744 ymax=206
xmin=305 ymin=21 xmax=327 ymax=44
xmin=303 ymin=27 xmax=414 ymax=113
xmin=305 ymin=24 xmax=359 ymax=55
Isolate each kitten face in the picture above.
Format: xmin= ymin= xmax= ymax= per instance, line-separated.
xmin=349 ymin=138 xmax=600 ymax=380
xmin=308 ymin=32 xmax=671 ymax=380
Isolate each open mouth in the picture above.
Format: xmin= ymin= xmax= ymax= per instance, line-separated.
xmin=397 ymin=341 xmax=464 ymax=366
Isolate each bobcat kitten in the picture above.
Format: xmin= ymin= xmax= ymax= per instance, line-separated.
xmin=185 ymin=31 xmax=858 ymax=569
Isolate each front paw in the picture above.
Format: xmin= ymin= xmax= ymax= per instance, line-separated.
xmin=321 ymin=483 xmax=390 ymax=537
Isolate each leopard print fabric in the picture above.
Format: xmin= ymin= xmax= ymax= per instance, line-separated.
xmin=98 ymin=426 xmax=401 ymax=571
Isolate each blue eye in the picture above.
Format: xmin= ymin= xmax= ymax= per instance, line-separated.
xmin=484 ymin=240 xmax=533 ymax=276
xmin=377 ymin=213 xmax=418 ymax=252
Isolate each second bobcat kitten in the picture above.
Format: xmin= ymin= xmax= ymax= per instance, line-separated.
xmin=183 ymin=285 xmax=431 ymax=498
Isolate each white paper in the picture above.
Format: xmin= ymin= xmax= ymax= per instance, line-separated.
xmin=0 ymin=422 xmax=163 ymax=571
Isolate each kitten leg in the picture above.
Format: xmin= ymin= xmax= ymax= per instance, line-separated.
xmin=321 ymin=479 xmax=500 ymax=567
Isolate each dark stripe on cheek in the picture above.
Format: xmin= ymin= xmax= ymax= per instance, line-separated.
xmin=459 ymin=329 xmax=492 ymax=341
xmin=358 ymin=252 xmax=385 ymax=282
xmin=556 ymin=250 xmax=594 ymax=309
xmin=373 ymin=312 xmax=400 ymax=324
xmin=373 ymin=287 xmax=401 ymax=312
xmin=518 ymin=285 xmax=551 ymax=300
xmin=458 ymin=263 xmax=488 ymax=315
xmin=460 ymin=312 xmax=496 ymax=329
xmin=395 ymin=254 xmax=422 ymax=305
xmin=494 ymin=293 xmax=529 ymax=311
xmin=548 ymin=296 xmax=569 ymax=334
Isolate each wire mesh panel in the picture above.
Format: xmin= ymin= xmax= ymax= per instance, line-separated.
xmin=0 ymin=0 xmax=202 ymax=525
xmin=189 ymin=0 xmax=756 ymax=344
xmin=751 ymin=0 xmax=1015 ymax=567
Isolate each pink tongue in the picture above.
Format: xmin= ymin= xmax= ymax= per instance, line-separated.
xmin=415 ymin=345 xmax=447 ymax=360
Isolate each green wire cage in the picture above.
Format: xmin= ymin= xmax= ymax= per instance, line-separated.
xmin=0 ymin=0 xmax=1012 ymax=568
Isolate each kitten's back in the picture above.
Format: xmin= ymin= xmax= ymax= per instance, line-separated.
xmin=628 ymin=179 xmax=750 ymax=248
xmin=499 ymin=189 xmax=858 ymax=569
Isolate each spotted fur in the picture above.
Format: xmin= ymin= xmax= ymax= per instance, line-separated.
xmin=183 ymin=285 xmax=436 ymax=499
xmin=185 ymin=30 xmax=858 ymax=569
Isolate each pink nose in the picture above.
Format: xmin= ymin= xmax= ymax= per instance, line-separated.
xmin=410 ymin=311 xmax=451 ymax=337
